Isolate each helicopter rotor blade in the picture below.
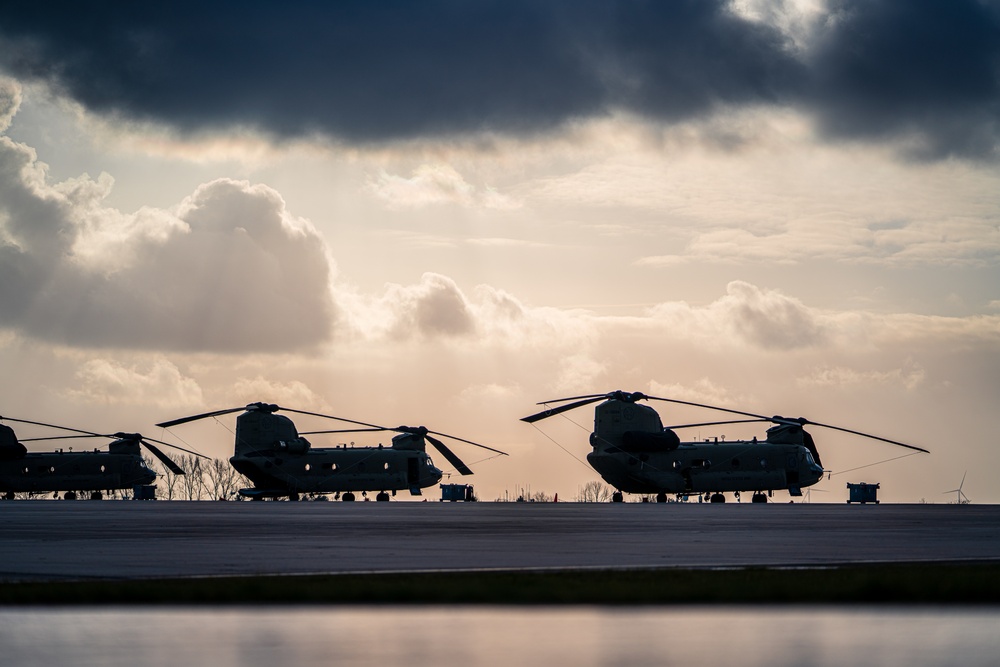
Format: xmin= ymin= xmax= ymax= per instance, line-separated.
xmin=277 ymin=407 xmax=386 ymax=430
xmin=156 ymin=403 xmax=385 ymax=431
xmin=643 ymin=395 xmax=776 ymax=422
xmin=521 ymin=396 xmax=608 ymax=423
xmin=0 ymin=416 xmax=102 ymax=437
xmin=137 ymin=435 xmax=210 ymax=459
xmin=158 ymin=403 xmax=388 ymax=431
xmin=523 ymin=390 xmax=928 ymax=453
xmin=155 ymin=407 xmax=249 ymax=428
xmin=788 ymin=418 xmax=929 ymax=453
xmin=140 ymin=441 xmax=186 ymax=475
xmin=19 ymin=434 xmax=105 ymax=443
xmin=20 ymin=432 xmax=208 ymax=461
xmin=524 ymin=390 xmax=783 ymax=424
xmin=424 ymin=429 xmax=508 ymax=456
xmin=299 ymin=428 xmax=390 ymax=435
xmin=663 ymin=419 xmax=774 ymax=430
xmin=303 ymin=424 xmax=507 ymax=459
xmin=533 ymin=393 xmax=612 ymax=405
xmin=425 ymin=435 xmax=473 ymax=475
xmin=647 ymin=395 xmax=926 ymax=452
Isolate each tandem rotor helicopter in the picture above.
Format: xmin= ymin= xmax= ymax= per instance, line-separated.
xmin=156 ymin=402 xmax=508 ymax=501
xmin=0 ymin=415 xmax=205 ymax=500
xmin=522 ymin=390 xmax=929 ymax=503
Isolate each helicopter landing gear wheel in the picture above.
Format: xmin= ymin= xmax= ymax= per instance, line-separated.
xmin=63 ymin=491 xmax=77 ymax=501
xmin=376 ymin=491 xmax=390 ymax=502
xmin=4 ymin=491 xmax=15 ymax=500
xmin=709 ymin=493 xmax=726 ymax=503
xmin=751 ymin=492 xmax=767 ymax=503
xmin=656 ymin=493 xmax=667 ymax=503
xmin=611 ymin=491 xmax=624 ymax=503
xmin=90 ymin=491 xmax=103 ymax=500
xmin=342 ymin=492 xmax=356 ymax=502
xmin=288 ymin=493 xmax=300 ymax=502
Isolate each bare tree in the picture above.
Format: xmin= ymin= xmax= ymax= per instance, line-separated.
xmin=157 ymin=458 xmax=182 ymax=500
xmin=577 ymin=480 xmax=613 ymax=502
xmin=205 ymin=457 xmax=243 ymax=500
xmin=179 ymin=454 xmax=206 ymax=500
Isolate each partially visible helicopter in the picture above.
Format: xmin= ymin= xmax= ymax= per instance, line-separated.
xmin=156 ymin=402 xmax=507 ymax=501
xmin=0 ymin=415 xmax=204 ymax=500
xmin=522 ymin=390 xmax=928 ymax=503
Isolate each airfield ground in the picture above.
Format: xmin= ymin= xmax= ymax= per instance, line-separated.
xmin=1 ymin=502 xmax=998 ymax=603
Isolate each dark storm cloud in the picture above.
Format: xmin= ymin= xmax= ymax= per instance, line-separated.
xmin=0 ymin=0 xmax=998 ymax=158
xmin=808 ymin=0 xmax=1000 ymax=159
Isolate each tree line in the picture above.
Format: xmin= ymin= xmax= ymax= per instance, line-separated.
xmin=157 ymin=454 xmax=252 ymax=501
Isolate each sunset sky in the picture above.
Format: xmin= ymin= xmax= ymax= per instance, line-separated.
xmin=1 ymin=0 xmax=998 ymax=502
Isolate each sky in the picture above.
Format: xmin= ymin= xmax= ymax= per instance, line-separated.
xmin=0 ymin=0 xmax=998 ymax=503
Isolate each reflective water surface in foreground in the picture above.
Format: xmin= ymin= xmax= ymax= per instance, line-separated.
xmin=3 ymin=606 xmax=998 ymax=667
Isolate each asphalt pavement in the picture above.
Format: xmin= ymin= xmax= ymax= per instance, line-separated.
xmin=1 ymin=501 xmax=997 ymax=581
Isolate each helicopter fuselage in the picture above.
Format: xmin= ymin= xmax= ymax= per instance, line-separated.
xmin=231 ymin=446 xmax=443 ymax=496
xmin=588 ymin=439 xmax=823 ymax=495
xmin=587 ymin=398 xmax=824 ymax=496
xmin=0 ymin=446 xmax=157 ymax=494
xmin=231 ymin=409 xmax=443 ymax=497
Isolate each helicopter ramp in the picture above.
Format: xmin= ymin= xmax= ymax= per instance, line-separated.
xmin=0 ymin=502 xmax=997 ymax=581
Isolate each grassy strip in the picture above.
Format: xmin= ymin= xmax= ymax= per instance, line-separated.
xmin=2 ymin=563 xmax=999 ymax=606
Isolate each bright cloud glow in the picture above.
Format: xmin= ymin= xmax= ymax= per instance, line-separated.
xmin=369 ymin=164 xmax=520 ymax=210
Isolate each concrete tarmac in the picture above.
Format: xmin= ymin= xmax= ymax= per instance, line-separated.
xmin=1 ymin=501 xmax=998 ymax=581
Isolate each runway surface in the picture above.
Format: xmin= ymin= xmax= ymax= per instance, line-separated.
xmin=1 ymin=501 xmax=998 ymax=581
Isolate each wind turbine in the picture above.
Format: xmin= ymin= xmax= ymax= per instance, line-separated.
xmin=943 ymin=472 xmax=971 ymax=504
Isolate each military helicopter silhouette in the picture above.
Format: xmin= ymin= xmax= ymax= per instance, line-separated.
xmin=522 ymin=390 xmax=928 ymax=503
xmin=0 ymin=415 xmax=204 ymax=500
xmin=156 ymin=402 xmax=507 ymax=501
